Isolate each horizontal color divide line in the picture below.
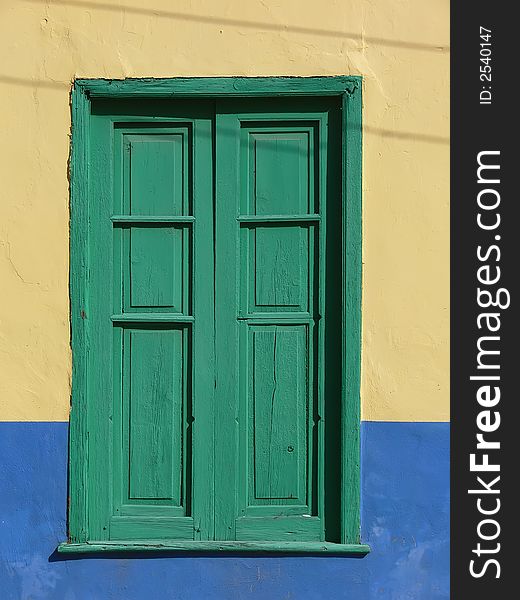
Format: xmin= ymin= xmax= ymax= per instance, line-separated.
xmin=360 ymin=420 xmax=451 ymax=424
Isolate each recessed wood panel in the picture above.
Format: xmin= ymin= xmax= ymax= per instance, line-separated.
xmin=242 ymin=225 xmax=311 ymax=313
xmin=255 ymin=226 xmax=308 ymax=309
xmin=249 ymin=325 xmax=308 ymax=505
xmin=127 ymin=226 xmax=184 ymax=311
xmin=125 ymin=328 xmax=184 ymax=505
xmin=251 ymin=133 xmax=309 ymax=215
xmin=125 ymin=134 xmax=185 ymax=215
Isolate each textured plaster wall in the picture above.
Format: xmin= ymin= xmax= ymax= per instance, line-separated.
xmin=0 ymin=0 xmax=449 ymax=421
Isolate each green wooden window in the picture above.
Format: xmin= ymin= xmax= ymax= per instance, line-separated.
xmin=61 ymin=78 xmax=367 ymax=555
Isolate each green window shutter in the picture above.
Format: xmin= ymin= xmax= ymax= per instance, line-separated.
xmin=66 ymin=80 xmax=364 ymax=553
xmin=215 ymin=99 xmax=341 ymax=543
xmin=86 ymin=104 xmax=215 ymax=542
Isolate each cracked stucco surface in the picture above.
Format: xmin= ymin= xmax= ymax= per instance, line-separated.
xmin=0 ymin=0 xmax=449 ymax=421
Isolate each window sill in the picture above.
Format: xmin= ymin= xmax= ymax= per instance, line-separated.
xmin=58 ymin=540 xmax=371 ymax=555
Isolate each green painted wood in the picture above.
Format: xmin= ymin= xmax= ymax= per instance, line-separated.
xmin=58 ymin=541 xmax=370 ymax=555
xmin=214 ymin=106 xmax=240 ymax=541
xmin=253 ymin=226 xmax=308 ymax=310
xmin=74 ymin=100 xmax=215 ymax=543
xmin=68 ymin=83 xmax=90 ymax=544
xmin=68 ymin=79 xmax=362 ymax=552
xmin=109 ymin=517 xmax=194 ymax=540
xmin=316 ymin=108 xmax=329 ymax=541
xmin=113 ymin=122 xmax=194 ymax=540
xmin=236 ymin=517 xmax=321 ymax=542
xmin=88 ymin=112 xmax=115 ymax=540
xmin=237 ymin=313 xmax=312 ymax=323
xmin=118 ymin=127 xmax=190 ymax=316
xmin=251 ymin=326 xmax=306 ymax=504
xmin=189 ymin=112 xmax=216 ymax=540
xmin=76 ymin=76 xmax=360 ymax=98
xmin=112 ymin=215 xmax=195 ymax=223
xmin=110 ymin=314 xmax=195 ymax=323
xmin=128 ymin=226 xmax=183 ymax=310
xmin=240 ymin=505 xmax=314 ymax=517
xmin=341 ymin=83 xmax=363 ymax=545
xmin=217 ymin=100 xmax=337 ymax=544
xmin=126 ymin=329 xmax=182 ymax=502
xmin=125 ymin=133 xmax=185 ymax=216
xmin=252 ymin=133 xmax=309 ymax=214
xmin=237 ymin=214 xmax=320 ymax=223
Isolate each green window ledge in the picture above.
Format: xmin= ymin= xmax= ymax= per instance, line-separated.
xmin=58 ymin=541 xmax=371 ymax=555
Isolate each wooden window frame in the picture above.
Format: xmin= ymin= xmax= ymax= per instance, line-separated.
xmin=61 ymin=76 xmax=367 ymax=555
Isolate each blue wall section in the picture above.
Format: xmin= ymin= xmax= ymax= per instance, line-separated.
xmin=0 ymin=422 xmax=449 ymax=600
xmin=362 ymin=423 xmax=450 ymax=599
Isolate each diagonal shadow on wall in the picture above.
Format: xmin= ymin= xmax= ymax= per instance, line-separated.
xmin=24 ymin=0 xmax=449 ymax=53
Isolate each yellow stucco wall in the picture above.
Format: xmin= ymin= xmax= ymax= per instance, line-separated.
xmin=0 ymin=0 xmax=449 ymax=422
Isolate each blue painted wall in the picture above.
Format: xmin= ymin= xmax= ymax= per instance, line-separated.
xmin=0 ymin=422 xmax=449 ymax=600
